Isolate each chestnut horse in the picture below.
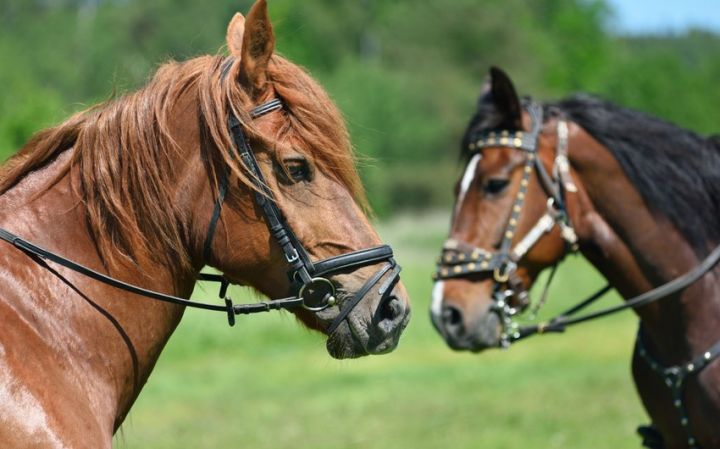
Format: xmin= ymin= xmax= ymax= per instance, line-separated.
xmin=431 ymin=67 xmax=720 ymax=448
xmin=0 ymin=2 xmax=410 ymax=447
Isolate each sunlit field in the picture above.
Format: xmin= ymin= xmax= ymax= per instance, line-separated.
xmin=116 ymin=211 xmax=645 ymax=449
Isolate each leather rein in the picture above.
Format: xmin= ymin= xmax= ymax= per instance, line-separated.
xmin=0 ymin=99 xmax=400 ymax=334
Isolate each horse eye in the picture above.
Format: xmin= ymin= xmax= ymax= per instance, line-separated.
xmin=283 ymin=159 xmax=311 ymax=183
xmin=483 ymin=178 xmax=510 ymax=195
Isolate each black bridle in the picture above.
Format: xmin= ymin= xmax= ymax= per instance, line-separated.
xmin=432 ymin=99 xmax=720 ymax=448
xmin=0 ymin=99 xmax=400 ymax=334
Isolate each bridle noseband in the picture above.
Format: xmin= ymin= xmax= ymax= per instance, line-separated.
xmin=433 ymin=101 xmax=578 ymax=347
xmin=0 ymin=99 xmax=401 ymax=334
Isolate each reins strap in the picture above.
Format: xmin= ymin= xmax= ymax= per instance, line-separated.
xmin=0 ymin=228 xmax=229 ymax=312
xmin=516 ymin=239 xmax=720 ymax=340
xmin=528 ymin=262 xmax=559 ymax=318
xmin=0 ymin=227 xmax=311 ymax=325
xmin=553 ymin=284 xmax=613 ymax=320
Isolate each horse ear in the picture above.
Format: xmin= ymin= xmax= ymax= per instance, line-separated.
xmin=238 ymin=0 xmax=275 ymax=99
xmin=477 ymin=67 xmax=523 ymax=129
xmin=477 ymin=72 xmax=493 ymax=107
xmin=226 ymin=13 xmax=246 ymax=57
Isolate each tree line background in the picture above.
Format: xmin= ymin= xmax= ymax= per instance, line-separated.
xmin=1 ymin=0 xmax=719 ymax=216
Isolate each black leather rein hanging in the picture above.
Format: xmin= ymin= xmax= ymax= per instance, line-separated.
xmin=0 ymin=98 xmax=401 ymax=332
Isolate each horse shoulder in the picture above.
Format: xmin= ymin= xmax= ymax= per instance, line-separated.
xmin=0 ymin=257 xmax=113 ymax=449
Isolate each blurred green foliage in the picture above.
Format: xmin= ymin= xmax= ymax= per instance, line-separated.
xmin=1 ymin=0 xmax=719 ymax=215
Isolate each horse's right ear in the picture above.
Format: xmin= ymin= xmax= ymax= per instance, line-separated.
xmin=237 ymin=0 xmax=275 ymax=99
xmin=225 ymin=1 xmax=275 ymax=99
xmin=477 ymin=67 xmax=523 ymax=129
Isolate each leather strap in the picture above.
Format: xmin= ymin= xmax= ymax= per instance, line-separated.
xmin=327 ymin=260 xmax=397 ymax=334
xmin=202 ymin=99 xmax=285 ymax=265
xmin=202 ymin=167 xmax=229 ymax=263
xmin=312 ymin=245 xmax=394 ymax=277
xmin=230 ymin=115 xmax=316 ymax=282
xmin=636 ymin=328 xmax=720 ymax=449
xmin=516 ymin=240 xmax=720 ymax=339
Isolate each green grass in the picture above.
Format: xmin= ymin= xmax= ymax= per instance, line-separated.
xmin=115 ymin=211 xmax=646 ymax=449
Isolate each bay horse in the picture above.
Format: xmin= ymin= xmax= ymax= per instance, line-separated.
xmin=0 ymin=1 xmax=410 ymax=447
xmin=431 ymin=67 xmax=720 ymax=448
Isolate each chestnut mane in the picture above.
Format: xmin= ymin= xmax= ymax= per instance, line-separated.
xmin=0 ymin=53 xmax=366 ymax=273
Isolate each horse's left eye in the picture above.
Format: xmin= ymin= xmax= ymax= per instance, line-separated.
xmin=285 ymin=160 xmax=311 ymax=182
xmin=483 ymin=178 xmax=510 ymax=196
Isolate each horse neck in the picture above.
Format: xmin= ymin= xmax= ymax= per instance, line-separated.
xmin=0 ymin=101 xmax=213 ymax=428
xmin=566 ymin=131 xmax=720 ymax=362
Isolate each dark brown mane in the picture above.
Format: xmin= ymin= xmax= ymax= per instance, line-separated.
xmin=552 ymin=95 xmax=720 ymax=256
xmin=0 ymin=53 xmax=365 ymax=273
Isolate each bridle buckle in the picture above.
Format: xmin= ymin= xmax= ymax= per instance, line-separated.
xmin=285 ymin=248 xmax=300 ymax=264
xmin=493 ymin=261 xmax=516 ymax=283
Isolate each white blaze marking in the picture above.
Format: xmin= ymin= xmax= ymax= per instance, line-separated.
xmin=454 ymin=153 xmax=481 ymax=219
xmin=434 ymin=154 xmax=481 ymax=330
xmin=430 ymin=281 xmax=446 ymax=327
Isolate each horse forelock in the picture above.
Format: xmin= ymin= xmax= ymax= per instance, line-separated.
xmin=265 ymin=55 xmax=368 ymax=211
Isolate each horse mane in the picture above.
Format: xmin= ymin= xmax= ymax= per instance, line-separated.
xmin=0 ymin=53 xmax=365 ymax=274
xmin=552 ymin=94 xmax=720 ymax=255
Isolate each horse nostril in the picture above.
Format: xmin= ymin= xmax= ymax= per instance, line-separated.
xmin=441 ymin=304 xmax=466 ymax=338
xmin=379 ymin=295 xmax=403 ymax=323
xmin=366 ymin=294 xmax=408 ymax=355
xmin=442 ymin=304 xmax=462 ymax=325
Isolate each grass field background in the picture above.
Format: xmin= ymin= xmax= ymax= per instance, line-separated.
xmin=115 ymin=211 xmax=646 ymax=449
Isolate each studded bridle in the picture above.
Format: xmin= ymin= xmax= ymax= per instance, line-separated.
xmin=431 ymin=99 xmax=720 ymax=448
xmin=433 ymin=101 xmax=578 ymax=347
xmin=0 ymin=98 xmax=401 ymax=334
